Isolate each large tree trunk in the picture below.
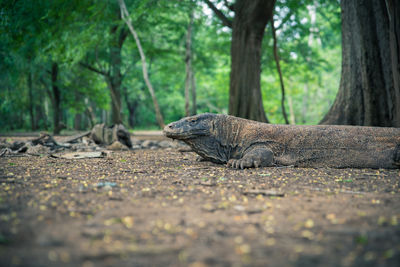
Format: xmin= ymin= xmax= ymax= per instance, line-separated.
xmin=74 ymin=92 xmax=82 ymax=130
xmin=229 ymin=0 xmax=276 ymax=122
xmin=126 ymin=100 xmax=138 ymax=128
xmin=38 ymin=80 xmax=49 ymax=130
xmin=85 ymin=98 xmax=95 ymax=128
xmin=108 ymin=25 xmax=127 ymax=125
xmin=27 ymin=70 xmax=36 ymax=131
xmin=321 ymin=0 xmax=400 ymax=127
xmin=35 ymin=100 xmax=46 ymax=129
xmin=123 ymin=86 xmax=138 ymax=128
xmin=108 ymin=79 xmax=123 ymax=124
xmin=191 ymin=71 xmax=197 ymax=116
xmin=51 ymin=62 xmax=63 ymax=134
xmin=386 ymin=0 xmax=400 ymax=125
xmin=74 ymin=114 xmax=82 ymax=130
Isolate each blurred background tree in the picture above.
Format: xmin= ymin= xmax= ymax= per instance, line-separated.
xmin=0 ymin=0 xmax=345 ymax=132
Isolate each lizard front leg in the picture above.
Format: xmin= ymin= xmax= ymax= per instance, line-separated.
xmin=195 ymin=155 xmax=208 ymax=162
xmin=227 ymin=146 xmax=274 ymax=169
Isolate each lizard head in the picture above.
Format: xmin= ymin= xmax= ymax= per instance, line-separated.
xmin=163 ymin=113 xmax=217 ymax=140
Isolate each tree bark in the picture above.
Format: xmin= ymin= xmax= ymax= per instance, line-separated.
xmin=51 ymin=62 xmax=62 ymax=134
xmin=39 ymin=78 xmax=49 ymax=129
xmin=228 ymin=0 xmax=276 ymax=122
xmin=119 ymin=0 xmax=165 ymax=128
xmin=123 ymin=86 xmax=138 ymax=128
xmin=386 ymin=0 xmax=400 ymax=125
xmin=107 ymin=77 xmax=123 ymax=125
xmin=108 ymin=24 xmax=127 ymax=125
xmin=126 ymin=100 xmax=138 ymax=128
xmin=74 ymin=113 xmax=82 ymax=130
xmin=27 ymin=69 xmax=36 ymax=131
xmin=321 ymin=0 xmax=400 ymax=127
xmin=85 ymin=98 xmax=95 ymax=128
xmin=35 ymin=101 xmax=46 ymax=129
xmin=191 ymin=71 xmax=197 ymax=115
xmin=73 ymin=91 xmax=82 ymax=130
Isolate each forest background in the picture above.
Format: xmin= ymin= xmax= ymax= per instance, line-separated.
xmin=0 ymin=0 xmax=346 ymax=132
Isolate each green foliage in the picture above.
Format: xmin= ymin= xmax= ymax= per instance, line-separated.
xmin=261 ymin=0 xmax=341 ymax=124
xmin=0 ymin=0 xmax=341 ymax=131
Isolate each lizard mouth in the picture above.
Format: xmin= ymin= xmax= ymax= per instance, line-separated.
xmin=163 ymin=123 xmax=191 ymax=139
xmin=163 ymin=123 xmax=207 ymax=140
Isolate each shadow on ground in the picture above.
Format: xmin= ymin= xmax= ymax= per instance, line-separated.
xmin=0 ymin=147 xmax=399 ymax=266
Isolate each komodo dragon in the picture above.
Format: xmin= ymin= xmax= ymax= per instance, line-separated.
xmin=163 ymin=113 xmax=400 ymax=169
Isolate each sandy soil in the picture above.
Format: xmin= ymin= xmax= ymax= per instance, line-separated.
xmin=0 ymin=146 xmax=400 ymax=267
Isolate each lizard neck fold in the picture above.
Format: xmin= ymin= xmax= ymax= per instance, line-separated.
xmin=182 ymin=115 xmax=241 ymax=163
xmin=214 ymin=115 xmax=244 ymax=159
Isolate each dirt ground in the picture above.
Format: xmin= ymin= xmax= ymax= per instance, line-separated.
xmin=1 ymin=137 xmax=400 ymax=267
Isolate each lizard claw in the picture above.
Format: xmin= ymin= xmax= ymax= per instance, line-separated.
xmin=227 ymin=159 xmax=240 ymax=169
xmin=196 ymin=155 xmax=207 ymax=162
xmin=234 ymin=160 xmax=240 ymax=169
xmin=227 ymin=147 xmax=273 ymax=169
xmin=227 ymin=159 xmax=235 ymax=168
xmin=227 ymin=158 xmax=254 ymax=169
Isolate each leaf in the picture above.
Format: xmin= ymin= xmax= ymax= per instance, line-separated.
xmin=51 ymin=151 xmax=106 ymax=159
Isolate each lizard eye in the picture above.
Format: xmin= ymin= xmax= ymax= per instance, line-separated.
xmin=190 ymin=119 xmax=197 ymax=124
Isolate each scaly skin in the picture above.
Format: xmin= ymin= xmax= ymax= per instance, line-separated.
xmin=163 ymin=113 xmax=400 ymax=169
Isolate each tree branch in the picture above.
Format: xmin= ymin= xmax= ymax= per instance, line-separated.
xmin=275 ymin=13 xmax=291 ymax=31
xmin=79 ymin=62 xmax=109 ymax=76
xmin=121 ymin=62 xmax=134 ymax=81
xmin=204 ymin=0 xmax=233 ymax=28
xmin=223 ymin=0 xmax=234 ymax=11
xmin=119 ymin=26 xmax=129 ymax=48
xmin=271 ymin=19 xmax=289 ymax=124
xmin=118 ymin=0 xmax=165 ymax=128
xmin=94 ymin=45 xmax=108 ymax=75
